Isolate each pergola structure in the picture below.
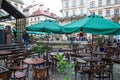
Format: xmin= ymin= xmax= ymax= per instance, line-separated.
xmin=0 ymin=0 xmax=26 ymax=43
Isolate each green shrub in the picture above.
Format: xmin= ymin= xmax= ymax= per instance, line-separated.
xmin=55 ymin=54 xmax=74 ymax=80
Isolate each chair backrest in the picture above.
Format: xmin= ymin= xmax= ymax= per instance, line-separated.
xmin=33 ymin=66 xmax=49 ymax=79
xmin=8 ymin=57 xmax=28 ymax=79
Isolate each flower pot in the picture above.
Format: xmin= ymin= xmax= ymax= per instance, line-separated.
xmin=99 ymin=47 xmax=104 ymax=52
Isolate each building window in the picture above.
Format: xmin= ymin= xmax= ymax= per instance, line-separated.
xmin=98 ymin=0 xmax=102 ymax=7
xmin=38 ymin=17 xmax=40 ymax=21
xmin=80 ymin=9 xmax=83 ymax=15
xmin=65 ymin=2 xmax=69 ymax=8
xmin=106 ymin=0 xmax=111 ymax=5
xmin=90 ymin=12 xmax=95 ymax=14
xmin=106 ymin=10 xmax=110 ymax=16
xmin=114 ymin=0 xmax=120 ymax=4
xmin=90 ymin=1 xmax=95 ymax=8
xmin=73 ymin=10 xmax=76 ymax=16
xmin=98 ymin=11 xmax=102 ymax=15
xmin=114 ymin=9 xmax=119 ymax=15
xmin=72 ymin=0 xmax=76 ymax=6
xmin=31 ymin=18 xmax=32 ymax=21
xmin=66 ymin=11 xmax=69 ymax=17
xmin=34 ymin=17 xmax=36 ymax=21
xmin=21 ymin=6 xmax=23 ymax=9
xmin=80 ymin=0 xmax=83 ymax=5
xmin=14 ymin=3 xmax=18 ymax=8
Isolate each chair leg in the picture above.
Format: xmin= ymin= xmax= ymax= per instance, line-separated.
xmin=24 ymin=77 xmax=26 ymax=80
xmin=75 ymin=71 xmax=77 ymax=80
xmin=80 ymin=73 xmax=82 ymax=80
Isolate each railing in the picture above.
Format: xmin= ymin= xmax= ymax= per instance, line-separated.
xmin=0 ymin=43 xmax=24 ymax=50
xmin=37 ymin=41 xmax=83 ymax=50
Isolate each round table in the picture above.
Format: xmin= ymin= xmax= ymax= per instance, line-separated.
xmin=0 ymin=50 xmax=12 ymax=56
xmin=82 ymin=56 xmax=101 ymax=80
xmin=23 ymin=58 xmax=45 ymax=65
xmin=82 ymin=57 xmax=101 ymax=62
xmin=92 ymin=51 xmax=106 ymax=58
xmin=50 ymin=52 xmax=64 ymax=56
xmin=62 ymin=48 xmax=73 ymax=52
xmin=78 ymin=53 xmax=90 ymax=57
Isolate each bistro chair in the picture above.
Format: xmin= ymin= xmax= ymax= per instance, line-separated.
xmin=63 ymin=48 xmax=71 ymax=63
xmin=49 ymin=54 xmax=58 ymax=74
xmin=8 ymin=57 xmax=28 ymax=80
xmin=91 ymin=62 xmax=107 ymax=80
xmin=6 ymin=50 xmax=19 ymax=67
xmin=32 ymin=66 xmax=49 ymax=80
xmin=74 ymin=58 xmax=91 ymax=80
xmin=102 ymin=58 xmax=114 ymax=80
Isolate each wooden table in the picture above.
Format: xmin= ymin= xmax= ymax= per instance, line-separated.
xmin=92 ymin=51 xmax=106 ymax=58
xmin=50 ymin=52 xmax=64 ymax=56
xmin=62 ymin=48 xmax=73 ymax=52
xmin=23 ymin=58 xmax=45 ymax=65
xmin=82 ymin=57 xmax=101 ymax=62
xmin=78 ymin=53 xmax=90 ymax=57
xmin=23 ymin=58 xmax=46 ymax=78
xmin=0 ymin=50 xmax=12 ymax=56
xmin=82 ymin=57 xmax=101 ymax=80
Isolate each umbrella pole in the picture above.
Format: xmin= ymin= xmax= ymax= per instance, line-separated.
xmin=92 ymin=34 xmax=93 ymax=46
xmin=91 ymin=34 xmax=93 ymax=59
xmin=46 ymin=33 xmax=49 ymax=65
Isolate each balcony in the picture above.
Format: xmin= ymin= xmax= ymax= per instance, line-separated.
xmin=112 ymin=14 xmax=120 ymax=22
xmin=71 ymin=5 xmax=77 ymax=8
xmin=59 ymin=14 xmax=86 ymax=23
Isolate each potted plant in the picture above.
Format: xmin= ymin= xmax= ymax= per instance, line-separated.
xmin=30 ymin=42 xmax=52 ymax=58
xmin=55 ymin=54 xmax=74 ymax=80
xmin=30 ymin=44 xmax=42 ymax=58
xmin=106 ymin=35 xmax=114 ymax=46
xmin=97 ymin=35 xmax=104 ymax=52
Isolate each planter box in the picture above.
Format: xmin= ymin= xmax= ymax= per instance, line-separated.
xmin=0 ymin=66 xmax=9 ymax=80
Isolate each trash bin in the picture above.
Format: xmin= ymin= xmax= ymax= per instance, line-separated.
xmin=0 ymin=66 xmax=9 ymax=80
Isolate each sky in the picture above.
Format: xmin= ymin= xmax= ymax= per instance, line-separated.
xmin=22 ymin=0 xmax=62 ymax=17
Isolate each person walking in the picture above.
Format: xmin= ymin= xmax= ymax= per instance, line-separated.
xmin=22 ymin=30 xmax=29 ymax=47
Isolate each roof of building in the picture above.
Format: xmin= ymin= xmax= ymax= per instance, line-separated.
xmin=1 ymin=0 xmax=26 ymax=19
xmin=23 ymin=3 xmax=43 ymax=11
xmin=29 ymin=9 xmax=58 ymax=19
xmin=23 ymin=5 xmax=36 ymax=11
xmin=8 ymin=0 xmax=24 ymax=4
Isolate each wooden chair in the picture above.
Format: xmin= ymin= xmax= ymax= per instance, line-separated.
xmin=102 ymin=58 xmax=114 ymax=80
xmin=49 ymin=55 xmax=57 ymax=74
xmin=63 ymin=49 xmax=71 ymax=63
xmin=74 ymin=58 xmax=91 ymax=80
xmin=92 ymin=62 xmax=107 ymax=80
xmin=32 ymin=66 xmax=49 ymax=80
xmin=6 ymin=50 xmax=19 ymax=67
xmin=8 ymin=57 xmax=28 ymax=80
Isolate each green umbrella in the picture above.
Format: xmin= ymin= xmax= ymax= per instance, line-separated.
xmin=27 ymin=31 xmax=43 ymax=35
xmin=62 ymin=14 xmax=120 ymax=35
xmin=26 ymin=20 xmax=62 ymax=62
xmin=26 ymin=19 xmax=62 ymax=34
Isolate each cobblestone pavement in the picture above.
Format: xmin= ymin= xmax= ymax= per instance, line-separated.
xmin=27 ymin=62 xmax=120 ymax=80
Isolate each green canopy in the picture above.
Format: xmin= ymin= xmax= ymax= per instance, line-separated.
xmin=62 ymin=14 xmax=120 ymax=35
xmin=27 ymin=31 xmax=43 ymax=35
xmin=26 ymin=19 xmax=62 ymax=34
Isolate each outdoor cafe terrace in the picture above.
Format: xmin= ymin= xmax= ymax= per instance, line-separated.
xmin=0 ymin=4 xmax=120 ymax=79
xmin=0 ymin=40 xmax=120 ymax=80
